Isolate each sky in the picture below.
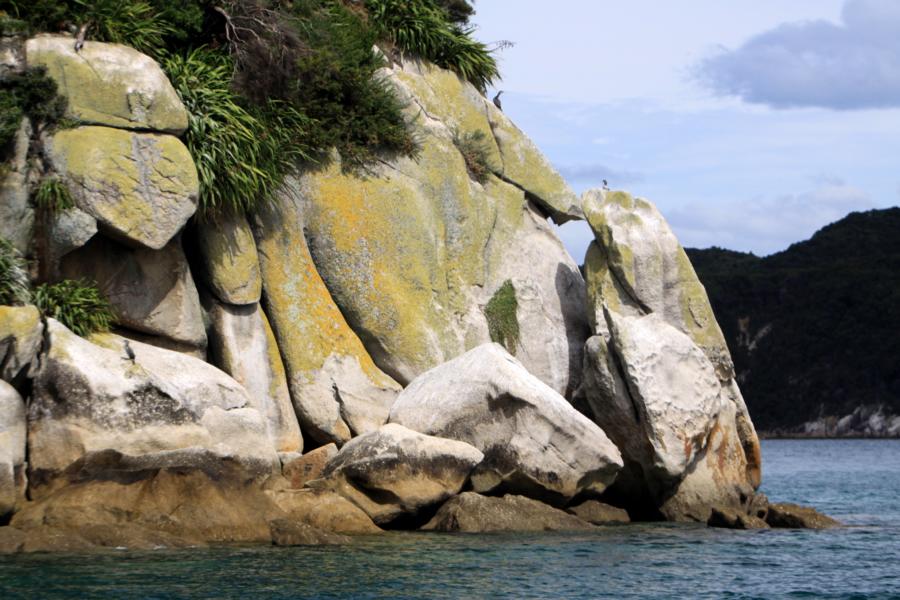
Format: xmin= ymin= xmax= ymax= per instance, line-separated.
xmin=470 ymin=0 xmax=900 ymax=261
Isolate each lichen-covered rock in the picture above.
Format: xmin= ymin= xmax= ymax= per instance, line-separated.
xmin=310 ymin=423 xmax=483 ymax=525
xmin=423 ymin=493 xmax=595 ymax=533
xmin=253 ymin=186 xmax=401 ymax=446
xmin=61 ymin=234 xmax=206 ymax=350
xmin=582 ymin=189 xmax=731 ymax=377
xmin=207 ymin=301 xmax=302 ymax=453
xmin=581 ymin=188 xmax=761 ymax=522
xmin=0 ymin=305 xmax=43 ymax=383
xmin=27 ymin=320 xmax=277 ymax=496
xmin=391 ymin=59 xmax=502 ymax=170
xmin=197 ymin=215 xmax=262 ymax=305
xmin=391 ymin=58 xmax=581 ymax=224
xmin=390 ymin=344 xmax=622 ymax=504
xmin=25 ymin=36 xmax=188 ymax=134
xmin=297 ymin=122 xmax=589 ymax=396
xmin=0 ymin=118 xmax=34 ymax=254
xmin=485 ymin=102 xmax=583 ymax=223
xmin=0 ymin=380 xmax=26 ymax=518
xmin=46 ymin=126 xmax=198 ymax=250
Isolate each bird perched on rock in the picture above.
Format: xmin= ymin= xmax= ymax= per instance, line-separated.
xmin=492 ymin=90 xmax=504 ymax=111
xmin=602 ymin=179 xmax=609 ymax=190
xmin=74 ymin=22 xmax=90 ymax=53
xmin=123 ymin=340 xmax=136 ymax=363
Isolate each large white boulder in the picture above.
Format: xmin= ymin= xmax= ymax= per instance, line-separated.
xmin=27 ymin=320 xmax=278 ymax=497
xmin=390 ymin=344 xmax=622 ymax=503
xmin=310 ymin=423 xmax=483 ymax=525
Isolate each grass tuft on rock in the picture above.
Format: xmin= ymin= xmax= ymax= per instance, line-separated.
xmin=366 ymin=0 xmax=498 ymax=92
xmin=0 ymin=237 xmax=31 ymax=305
xmin=161 ymin=48 xmax=312 ymax=217
xmin=32 ymin=279 xmax=115 ymax=336
xmin=33 ymin=177 xmax=75 ymax=213
xmin=452 ymin=128 xmax=496 ymax=184
xmin=485 ymin=279 xmax=519 ymax=354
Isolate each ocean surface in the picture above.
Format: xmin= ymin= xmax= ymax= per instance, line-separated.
xmin=1 ymin=439 xmax=898 ymax=599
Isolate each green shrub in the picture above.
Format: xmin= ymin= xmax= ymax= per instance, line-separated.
xmin=277 ymin=0 xmax=418 ymax=169
xmin=485 ymin=279 xmax=519 ymax=354
xmin=365 ymin=0 xmax=499 ymax=92
xmin=162 ymin=48 xmax=312 ymax=216
xmin=32 ymin=279 xmax=115 ymax=336
xmin=0 ymin=13 xmax=29 ymax=35
xmin=435 ymin=0 xmax=474 ymax=24
xmin=33 ymin=177 xmax=75 ymax=213
xmin=452 ymin=128 xmax=496 ymax=184
xmin=0 ymin=91 xmax=23 ymax=152
xmin=0 ymin=67 xmax=66 ymax=149
xmin=0 ymin=237 xmax=31 ymax=306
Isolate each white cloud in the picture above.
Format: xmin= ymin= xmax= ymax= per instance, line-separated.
xmin=695 ymin=0 xmax=900 ymax=109
xmin=666 ymin=181 xmax=874 ymax=254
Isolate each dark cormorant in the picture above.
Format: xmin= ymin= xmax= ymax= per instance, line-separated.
xmin=123 ymin=340 xmax=136 ymax=363
xmin=492 ymin=90 xmax=504 ymax=111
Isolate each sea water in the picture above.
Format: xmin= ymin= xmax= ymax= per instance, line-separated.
xmin=1 ymin=439 xmax=898 ymax=599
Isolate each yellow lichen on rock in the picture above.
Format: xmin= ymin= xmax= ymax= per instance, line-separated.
xmin=197 ymin=214 xmax=262 ymax=306
xmin=253 ymin=183 xmax=399 ymax=445
xmin=393 ymin=59 xmax=502 ymax=168
xmin=25 ymin=36 xmax=188 ymax=134
xmin=300 ymin=138 xmax=494 ymax=383
xmin=47 ymin=126 xmax=198 ymax=250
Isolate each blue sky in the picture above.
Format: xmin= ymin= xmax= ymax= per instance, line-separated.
xmin=471 ymin=0 xmax=900 ymax=260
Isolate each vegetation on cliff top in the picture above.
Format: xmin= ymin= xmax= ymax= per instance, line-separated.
xmin=3 ymin=0 xmax=497 ymax=217
xmin=688 ymin=208 xmax=900 ymax=431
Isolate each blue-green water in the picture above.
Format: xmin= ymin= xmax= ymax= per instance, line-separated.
xmin=1 ymin=440 xmax=899 ymax=599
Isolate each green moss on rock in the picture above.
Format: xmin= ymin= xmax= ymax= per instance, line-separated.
xmin=485 ymin=280 xmax=519 ymax=354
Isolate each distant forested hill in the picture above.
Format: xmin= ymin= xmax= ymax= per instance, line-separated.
xmin=686 ymin=208 xmax=900 ymax=435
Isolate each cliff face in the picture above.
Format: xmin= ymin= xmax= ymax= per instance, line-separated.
xmin=688 ymin=208 xmax=900 ymax=436
xmin=0 ymin=33 xmax=767 ymax=548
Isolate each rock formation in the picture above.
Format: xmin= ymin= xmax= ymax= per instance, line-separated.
xmin=297 ymin=58 xmax=590 ymax=397
xmin=309 ymin=423 xmax=483 ymax=525
xmin=390 ymin=344 xmax=622 ymax=504
xmin=580 ymin=189 xmax=762 ymax=521
xmin=0 ymin=31 xmax=797 ymax=553
xmin=423 ymin=493 xmax=595 ymax=533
